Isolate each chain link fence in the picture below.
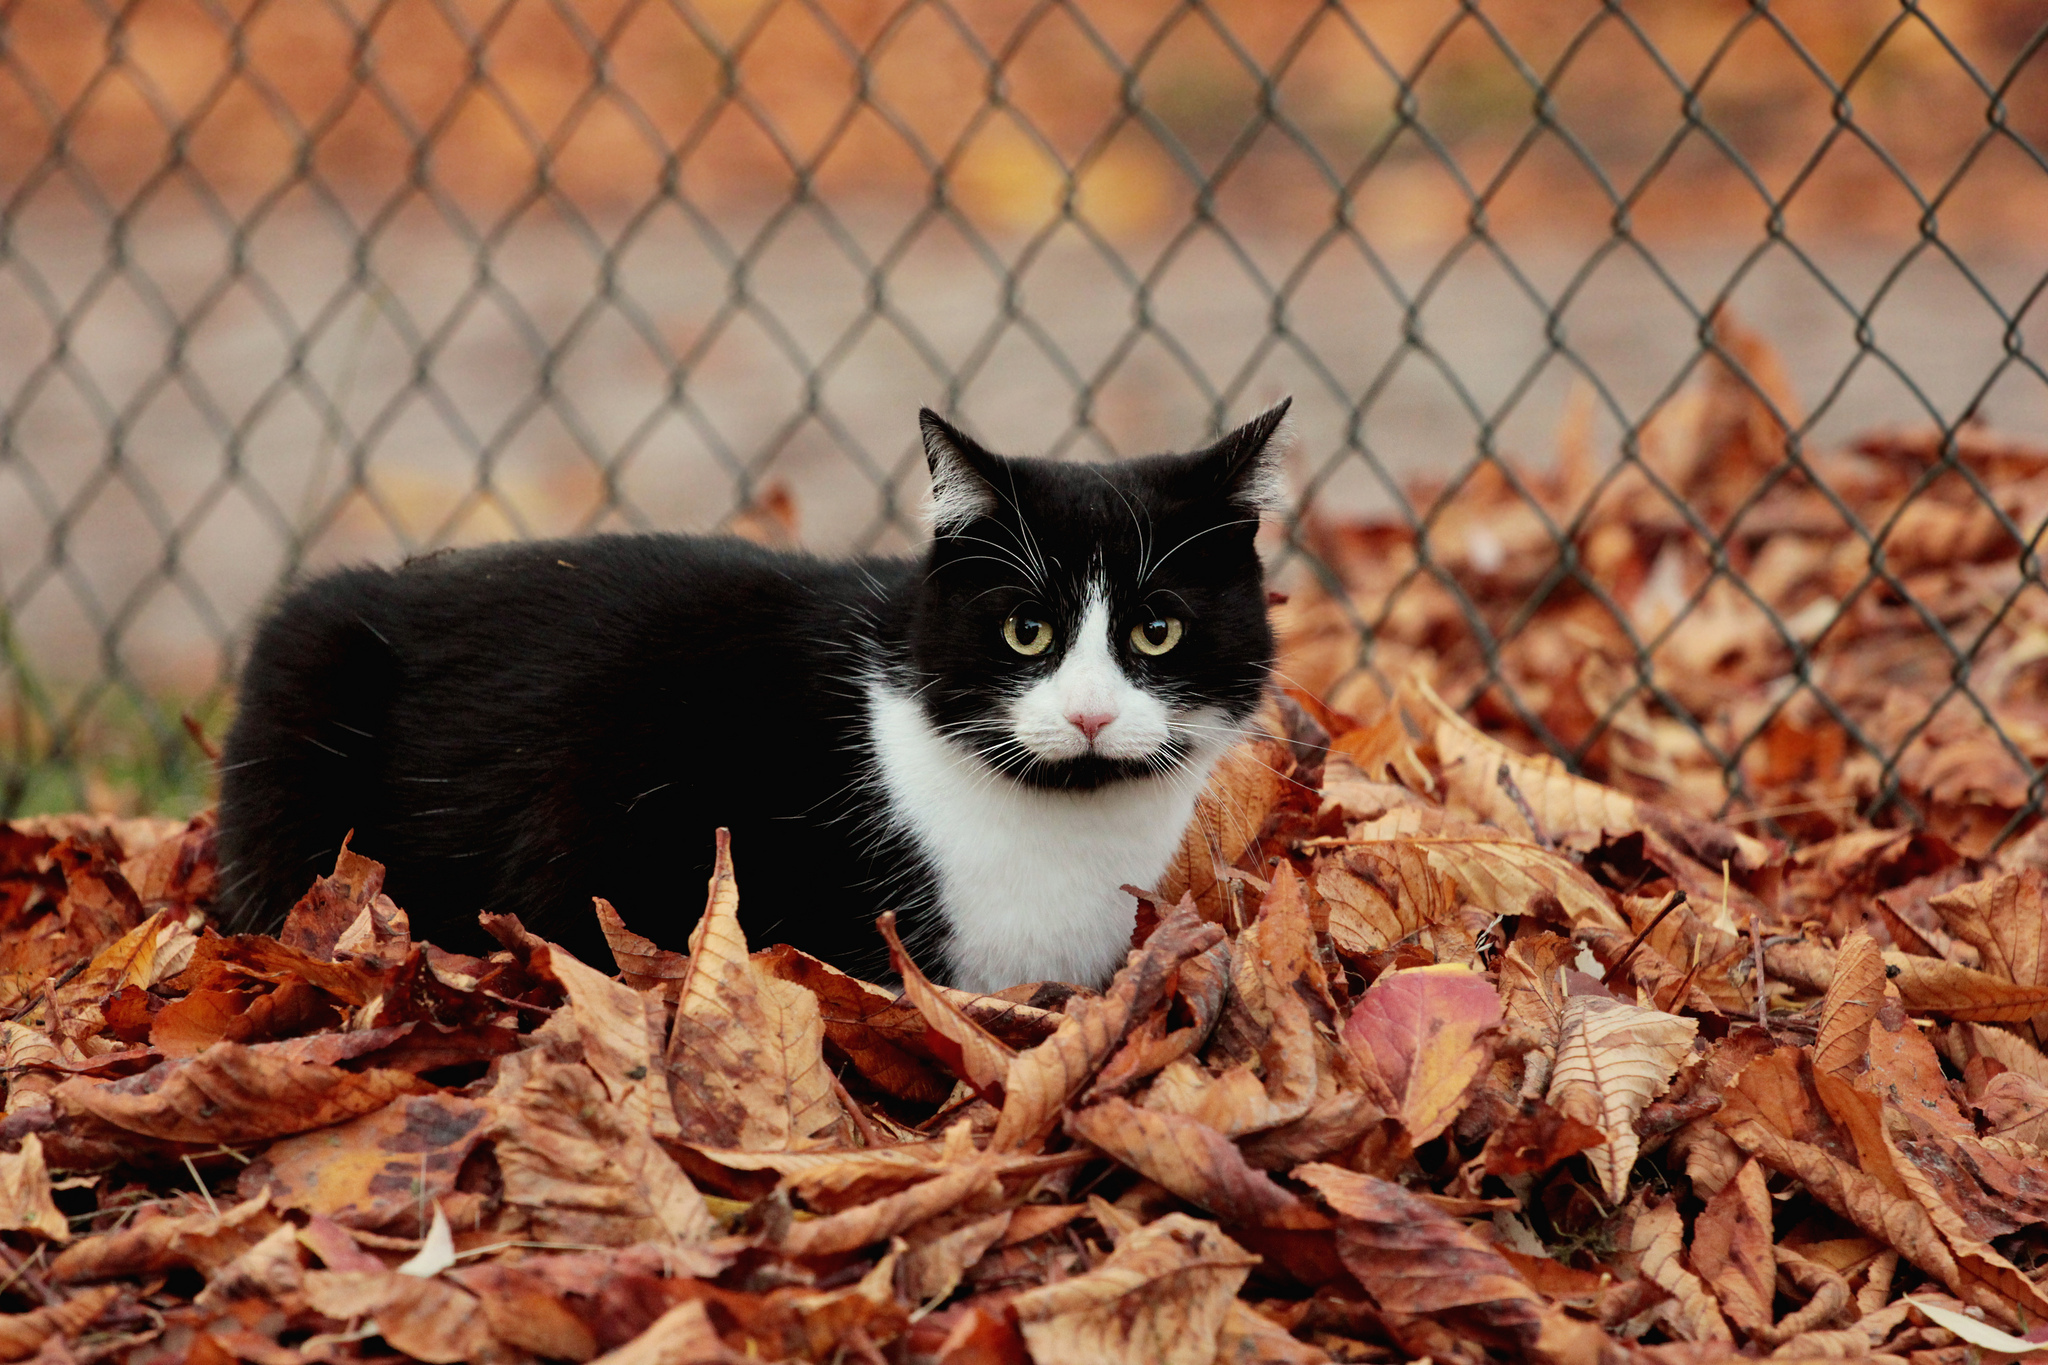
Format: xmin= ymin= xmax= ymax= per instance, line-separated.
xmin=5 ymin=0 xmax=2048 ymax=838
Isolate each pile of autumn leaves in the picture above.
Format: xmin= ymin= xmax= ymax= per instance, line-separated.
xmin=7 ymin=670 xmax=2048 ymax=1365
xmin=1283 ymin=314 xmax=2048 ymax=860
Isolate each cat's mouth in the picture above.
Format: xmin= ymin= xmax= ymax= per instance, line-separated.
xmin=987 ymin=746 xmax=1192 ymax=791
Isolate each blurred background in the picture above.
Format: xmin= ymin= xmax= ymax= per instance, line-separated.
xmin=5 ymin=0 xmax=2048 ymax=816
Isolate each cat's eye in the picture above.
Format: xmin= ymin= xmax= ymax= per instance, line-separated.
xmin=1131 ymin=616 xmax=1183 ymax=656
xmin=1003 ymin=613 xmax=1054 ymax=656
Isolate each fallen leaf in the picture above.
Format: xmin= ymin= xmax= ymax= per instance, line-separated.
xmin=490 ymin=1049 xmax=716 ymax=1246
xmin=1902 ymin=1295 xmax=2048 ymax=1353
xmin=303 ymin=1269 xmax=512 ymax=1364
xmin=1341 ymin=963 xmax=1501 ymax=1144
xmin=1294 ymin=1162 xmax=1544 ymax=1352
xmin=1545 ymin=994 xmax=1697 ymax=1201
xmin=664 ymin=830 xmax=844 ymax=1150
xmin=1011 ymin=1213 xmax=1259 ymax=1365
xmin=597 ymin=897 xmax=689 ymax=997
xmin=586 ymin=1298 xmax=739 ymax=1365
xmin=1480 ymin=1099 xmax=1606 ymax=1177
xmin=1317 ymin=846 xmax=1460 ymax=956
xmin=1157 ymin=740 xmax=1291 ymax=921
xmin=0 ymin=1284 xmax=121 ymax=1362
xmin=1885 ymin=952 xmax=2048 ymax=1021
xmin=395 ymin=1201 xmax=456 ymax=1277
xmin=1691 ymin=1158 xmax=1775 ymax=1336
xmin=1067 ymin=1099 xmax=1325 ymax=1230
xmin=1814 ymin=932 xmax=1885 ymax=1075
xmin=51 ymin=1190 xmax=282 ymax=1283
xmin=52 ymin=1040 xmax=431 ymax=1144
xmin=0 ymin=1133 xmax=65 ymax=1241
xmin=1627 ymin=1197 xmax=1731 ymax=1342
xmin=236 ymin=1092 xmax=490 ymax=1234
xmin=989 ymin=897 xmax=1222 ymax=1153
xmin=880 ymin=911 xmax=1016 ymax=1096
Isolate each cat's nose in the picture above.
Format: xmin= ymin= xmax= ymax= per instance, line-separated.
xmin=1067 ymin=710 xmax=1116 ymax=742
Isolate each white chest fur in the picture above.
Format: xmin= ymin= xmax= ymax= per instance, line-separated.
xmin=864 ymin=684 xmax=1219 ymax=992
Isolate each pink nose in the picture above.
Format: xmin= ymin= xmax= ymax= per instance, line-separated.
xmin=1068 ymin=711 xmax=1116 ymax=741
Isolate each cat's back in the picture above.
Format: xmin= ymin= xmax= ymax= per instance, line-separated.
xmin=218 ymin=533 xmax=914 ymax=954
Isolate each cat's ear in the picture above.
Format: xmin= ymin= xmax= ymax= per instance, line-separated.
xmin=1197 ymin=397 xmax=1295 ymax=517
xmin=920 ymin=408 xmax=1002 ymax=534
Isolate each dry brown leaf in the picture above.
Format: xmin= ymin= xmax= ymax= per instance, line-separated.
xmin=1692 ymin=1158 xmax=1775 ymax=1336
xmin=52 ymin=1039 xmax=431 ymax=1144
xmin=587 ymin=1298 xmax=741 ymax=1365
xmin=1342 ymin=833 xmax=1628 ymax=933
xmin=989 ymin=898 xmax=1222 ymax=1153
xmin=303 ymin=1269 xmax=513 ymax=1365
xmin=236 ymin=1093 xmax=491 ymax=1234
xmin=51 ymin=1190 xmax=282 ymax=1283
xmin=53 ymin=907 xmax=196 ymax=1011
xmin=1480 ymin=1099 xmax=1606 ymax=1177
xmin=1498 ymin=930 xmax=1574 ymax=1097
xmin=1671 ymin=1116 xmax=1745 ymax=1196
xmin=1157 ymin=739 xmax=1291 ymax=921
xmin=1871 ymin=1106 xmax=2048 ymax=1328
xmin=1929 ymin=868 xmax=2048 ymax=1036
xmin=536 ymin=939 xmax=677 ymax=1141
xmin=902 ymin=1211 xmax=1013 ymax=1306
xmin=664 ymin=829 xmax=844 ymax=1150
xmin=1067 ymin=1098 xmax=1325 ymax=1230
xmin=0 ymin=1133 xmax=65 ymax=1242
xmin=1294 ymin=1162 xmax=1544 ymax=1353
xmin=1628 ymin=1197 xmax=1732 ymax=1342
xmin=450 ymin=1261 xmax=604 ymax=1362
xmin=1317 ymin=846 xmax=1459 ymax=956
xmin=1545 ymin=994 xmax=1698 ymax=1201
xmin=1814 ymin=932 xmax=1885 ymax=1075
xmin=1719 ymin=1062 xmax=2043 ymax=1329
xmin=1215 ymin=1300 xmax=1333 ymax=1364
xmin=879 ymin=910 xmax=1016 ymax=1095
xmin=778 ymin=1159 xmax=1000 ymax=1259
xmin=1974 ymin=1068 xmax=2048 ymax=1146
xmin=489 ymin=1049 xmax=716 ymax=1246
xmin=1341 ymin=963 xmax=1500 ymax=1145
xmin=0 ymin=1285 xmax=120 ymax=1363
xmin=596 ymin=897 xmax=690 ymax=997
xmin=1883 ymin=951 xmax=2048 ymax=1021
xmin=1011 ymin=1212 xmax=1259 ymax=1365
xmin=1425 ymin=679 xmax=1767 ymax=872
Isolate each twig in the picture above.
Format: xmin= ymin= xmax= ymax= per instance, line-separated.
xmin=180 ymin=712 xmax=219 ymax=762
xmin=0 ymin=1244 xmax=54 ymax=1306
xmin=1496 ymin=761 xmax=1550 ymax=849
xmin=181 ymin=1154 xmax=221 ymax=1221
xmin=830 ymin=1070 xmax=887 ymax=1149
xmin=1599 ymin=890 xmax=1687 ymax=988
xmin=1750 ymin=912 xmax=1769 ymax=1029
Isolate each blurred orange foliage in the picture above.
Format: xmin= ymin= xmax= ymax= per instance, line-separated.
xmin=5 ymin=0 xmax=2048 ymax=241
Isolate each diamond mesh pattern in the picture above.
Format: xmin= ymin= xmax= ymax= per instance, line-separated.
xmin=4 ymin=0 xmax=2048 ymax=830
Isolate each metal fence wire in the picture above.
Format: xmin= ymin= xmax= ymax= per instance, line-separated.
xmin=6 ymin=0 xmax=2048 ymax=845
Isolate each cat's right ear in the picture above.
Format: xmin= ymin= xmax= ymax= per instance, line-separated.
xmin=920 ymin=408 xmax=1002 ymax=534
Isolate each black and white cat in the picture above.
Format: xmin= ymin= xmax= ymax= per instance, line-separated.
xmin=215 ymin=402 xmax=1290 ymax=990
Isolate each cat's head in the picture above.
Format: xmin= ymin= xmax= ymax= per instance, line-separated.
xmin=907 ymin=402 xmax=1290 ymax=790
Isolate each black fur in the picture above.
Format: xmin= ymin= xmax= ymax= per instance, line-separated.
xmin=216 ymin=403 xmax=1287 ymax=980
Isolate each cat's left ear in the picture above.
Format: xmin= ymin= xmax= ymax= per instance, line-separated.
xmin=920 ymin=408 xmax=1003 ymax=534
xmin=1199 ymin=397 xmax=1295 ymax=517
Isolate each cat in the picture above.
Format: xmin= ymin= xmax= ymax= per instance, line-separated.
xmin=214 ymin=401 xmax=1291 ymax=991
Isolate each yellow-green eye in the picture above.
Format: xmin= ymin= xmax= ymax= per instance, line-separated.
xmin=1003 ymin=613 xmax=1053 ymax=656
xmin=1131 ymin=616 xmax=1183 ymax=656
